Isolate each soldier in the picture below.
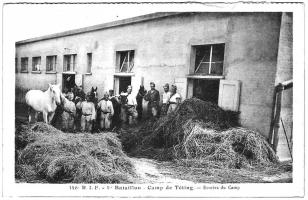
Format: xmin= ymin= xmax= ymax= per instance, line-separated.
xmin=77 ymin=92 xmax=96 ymax=132
xmin=97 ymin=92 xmax=114 ymax=131
xmin=161 ymin=83 xmax=171 ymax=116
xmin=144 ymin=82 xmax=160 ymax=119
xmin=125 ymin=85 xmax=138 ymax=125
xmin=167 ymin=85 xmax=181 ymax=114
xmin=60 ymin=92 xmax=76 ymax=132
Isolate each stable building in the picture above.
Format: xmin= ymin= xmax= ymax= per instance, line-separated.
xmin=15 ymin=12 xmax=293 ymax=160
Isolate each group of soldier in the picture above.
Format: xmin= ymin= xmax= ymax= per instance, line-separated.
xmin=57 ymin=82 xmax=181 ymax=133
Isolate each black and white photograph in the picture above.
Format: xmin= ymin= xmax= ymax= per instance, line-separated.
xmin=1 ymin=1 xmax=306 ymax=198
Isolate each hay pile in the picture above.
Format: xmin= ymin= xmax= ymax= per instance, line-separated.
xmin=141 ymin=98 xmax=240 ymax=148
xmin=173 ymin=120 xmax=278 ymax=168
xmin=16 ymin=122 xmax=136 ymax=183
xmin=123 ymin=98 xmax=278 ymax=168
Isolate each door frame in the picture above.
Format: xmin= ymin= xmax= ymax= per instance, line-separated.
xmin=113 ymin=73 xmax=134 ymax=95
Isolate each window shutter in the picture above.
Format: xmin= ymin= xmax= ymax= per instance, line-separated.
xmin=218 ymin=80 xmax=241 ymax=111
xmin=56 ymin=73 xmax=62 ymax=88
xmin=114 ymin=77 xmax=119 ymax=95
xmin=75 ymin=74 xmax=83 ymax=87
xmin=70 ymin=55 xmax=74 ymax=71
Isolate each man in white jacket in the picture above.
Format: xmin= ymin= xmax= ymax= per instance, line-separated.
xmin=77 ymin=92 xmax=96 ymax=132
xmin=97 ymin=92 xmax=114 ymax=131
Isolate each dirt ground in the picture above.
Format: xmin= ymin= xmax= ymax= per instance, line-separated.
xmin=131 ymin=157 xmax=292 ymax=184
xmin=15 ymin=103 xmax=292 ymax=184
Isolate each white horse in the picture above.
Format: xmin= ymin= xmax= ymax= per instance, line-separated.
xmin=25 ymin=83 xmax=61 ymax=123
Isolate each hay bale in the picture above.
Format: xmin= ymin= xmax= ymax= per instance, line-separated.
xmin=131 ymin=98 xmax=240 ymax=159
xmin=30 ymin=122 xmax=62 ymax=134
xmin=46 ymin=154 xmax=133 ymax=183
xmin=15 ymin=122 xmax=62 ymax=150
xmin=131 ymin=98 xmax=278 ymax=169
xmin=174 ymin=120 xmax=278 ymax=169
xmin=15 ymin=164 xmax=39 ymax=182
xmin=16 ymin=123 xmax=136 ymax=183
xmin=140 ymin=98 xmax=240 ymax=149
xmin=15 ymin=124 xmax=35 ymax=150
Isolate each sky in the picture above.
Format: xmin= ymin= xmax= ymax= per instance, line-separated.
xmin=4 ymin=4 xmax=158 ymax=42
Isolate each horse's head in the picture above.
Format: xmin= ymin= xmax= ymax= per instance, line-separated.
xmin=91 ymin=87 xmax=98 ymax=98
xmin=49 ymin=83 xmax=61 ymax=105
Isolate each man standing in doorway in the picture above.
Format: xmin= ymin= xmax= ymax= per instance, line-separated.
xmin=125 ymin=85 xmax=138 ymax=125
xmin=97 ymin=92 xmax=114 ymax=131
xmin=144 ymin=82 xmax=160 ymax=119
xmin=161 ymin=83 xmax=171 ymax=116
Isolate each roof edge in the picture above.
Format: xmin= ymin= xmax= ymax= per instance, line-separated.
xmin=15 ymin=12 xmax=184 ymax=45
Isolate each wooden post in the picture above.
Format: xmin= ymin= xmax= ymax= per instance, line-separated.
xmin=268 ymin=87 xmax=277 ymax=145
xmin=273 ymin=84 xmax=283 ymax=152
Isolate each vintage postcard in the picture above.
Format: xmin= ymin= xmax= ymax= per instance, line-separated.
xmin=1 ymin=0 xmax=306 ymax=198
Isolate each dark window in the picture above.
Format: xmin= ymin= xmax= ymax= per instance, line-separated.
xmin=21 ymin=57 xmax=28 ymax=72
xmin=194 ymin=44 xmax=225 ymax=75
xmin=117 ymin=50 xmax=134 ymax=72
xmin=46 ymin=55 xmax=57 ymax=72
xmin=119 ymin=76 xmax=131 ymax=94
xmin=193 ymin=79 xmax=220 ymax=104
xmin=63 ymin=54 xmax=76 ymax=72
xmin=87 ymin=53 xmax=92 ymax=73
xmin=32 ymin=57 xmax=41 ymax=71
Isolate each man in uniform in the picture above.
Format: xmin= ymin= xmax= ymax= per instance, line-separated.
xmin=60 ymin=92 xmax=76 ymax=132
xmin=125 ymin=85 xmax=138 ymax=125
xmin=167 ymin=85 xmax=181 ymax=114
xmin=77 ymin=92 xmax=96 ymax=132
xmin=144 ymin=82 xmax=160 ymax=119
xmin=73 ymin=85 xmax=85 ymax=131
xmin=97 ymin=92 xmax=114 ymax=131
xmin=161 ymin=83 xmax=171 ymax=116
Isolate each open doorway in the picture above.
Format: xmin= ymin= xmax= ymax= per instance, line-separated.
xmin=193 ymin=79 xmax=220 ymax=104
xmin=62 ymin=74 xmax=75 ymax=93
xmin=118 ymin=76 xmax=131 ymax=94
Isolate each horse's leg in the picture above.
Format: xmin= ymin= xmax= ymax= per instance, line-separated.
xmin=42 ymin=111 xmax=48 ymax=123
xmin=28 ymin=107 xmax=32 ymax=123
xmin=48 ymin=112 xmax=55 ymax=124
xmin=34 ymin=112 xmax=39 ymax=123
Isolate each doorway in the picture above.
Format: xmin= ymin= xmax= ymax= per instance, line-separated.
xmin=193 ymin=79 xmax=220 ymax=104
xmin=62 ymin=74 xmax=75 ymax=93
xmin=118 ymin=76 xmax=131 ymax=94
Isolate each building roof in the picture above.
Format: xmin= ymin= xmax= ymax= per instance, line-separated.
xmin=15 ymin=12 xmax=184 ymax=45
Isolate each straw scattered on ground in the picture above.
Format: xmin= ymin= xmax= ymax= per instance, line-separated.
xmin=15 ymin=122 xmax=136 ymax=183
